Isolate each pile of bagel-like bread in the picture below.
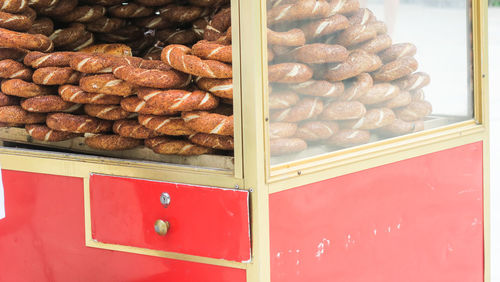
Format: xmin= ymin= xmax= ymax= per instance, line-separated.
xmin=0 ymin=0 xmax=234 ymax=156
xmin=267 ymin=0 xmax=432 ymax=156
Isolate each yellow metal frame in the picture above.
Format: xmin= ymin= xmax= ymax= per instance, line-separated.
xmin=0 ymin=0 xmax=490 ymax=281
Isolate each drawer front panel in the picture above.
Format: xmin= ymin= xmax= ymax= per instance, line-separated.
xmin=90 ymin=174 xmax=251 ymax=262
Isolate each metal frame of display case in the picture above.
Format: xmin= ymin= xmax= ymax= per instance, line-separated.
xmin=0 ymin=0 xmax=490 ymax=281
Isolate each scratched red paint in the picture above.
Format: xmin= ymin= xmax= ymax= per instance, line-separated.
xmin=0 ymin=170 xmax=246 ymax=282
xmin=270 ymin=142 xmax=484 ymax=282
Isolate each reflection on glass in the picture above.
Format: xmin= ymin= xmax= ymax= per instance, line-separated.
xmin=267 ymin=0 xmax=472 ymax=164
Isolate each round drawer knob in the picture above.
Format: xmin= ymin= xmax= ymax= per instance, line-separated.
xmin=154 ymin=219 xmax=170 ymax=236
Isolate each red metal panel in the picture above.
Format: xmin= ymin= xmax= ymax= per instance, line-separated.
xmin=270 ymin=142 xmax=484 ymax=282
xmin=90 ymin=174 xmax=251 ymax=262
xmin=0 ymin=170 xmax=246 ymax=282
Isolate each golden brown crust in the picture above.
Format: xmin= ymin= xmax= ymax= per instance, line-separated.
xmin=320 ymin=101 xmax=366 ymax=120
xmin=0 ymin=47 xmax=27 ymax=61
xmin=1 ymin=79 xmax=54 ymax=97
xmin=0 ymin=10 xmax=33 ymax=31
xmin=288 ymin=80 xmax=344 ymax=98
xmin=56 ymin=5 xmax=106 ymax=23
xmin=159 ymin=4 xmax=207 ymax=23
xmin=203 ymin=7 xmax=230 ymax=41
xmin=269 ymin=91 xmax=299 ymax=110
xmin=295 ymin=121 xmax=339 ymax=141
xmin=112 ymin=119 xmax=161 ymax=139
xmin=358 ymin=83 xmax=400 ymax=105
xmin=32 ymin=67 xmax=81 ymax=85
xmin=84 ymin=104 xmax=131 ymax=120
xmin=327 ymin=129 xmax=371 ymax=147
xmin=0 ymin=0 xmax=28 ymax=13
xmin=270 ymin=138 xmax=307 ymax=156
xmin=340 ymin=108 xmax=396 ymax=130
xmin=288 ymin=44 xmax=349 ymax=64
xmin=46 ymin=113 xmax=112 ymax=133
xmin=0 ymin=27 xmax=53 ymax=52
xmin=271 ymin=97 xmax=323 ymax=122
xmin=21 ymin=95 xmax=75 ymax=113
xmin=162 ymin=44 xmax=232 ymax=79
xmin=86 ymin=17 xmax=126 ymax=33
xmin=0 ymin=105 xmax=46 ymax=123
xmin=0 ymin=59 xmax=32 ymax=80
xmin=393 ymin=72 xmax=430 ymax=91
xmin=195 ymin=77 xmax=232 ymax=99
xmin=145 ymin=136 xmax=214 ymax=155
xmin=120 ymin=96 xmax=179 ymax=115
xmin=355 ymin=34 xmax=392 ymax=54
xmin=108 ymin=3 xmax=153 ymax=18
xmin=48 ymin=23 xmax=85 ymax=47
xmin=112 ymin=64 xmax=191 ymax=89
xmin=267 ymin=0 xmax=330 ymax=25
xmin=395 ymin=100 xmax=432 ymax=122
xmin=27 ymin=17 xmax=54 ymax=36
xmin=328 ymin=0 xmax=360 ymax=16
xmin=269 ymin=122 xmax=297 ymax=139
xmin=25 ymin=124 xmax=80 ymax=142
xmin=268 ymin=63 xmax=313 ymax=83
xmin=37 ymin=0 xmax=78 ymax=17
xmin=79 ymin=44 xmax=132 ymax=57
xmin=138 ymin=88 xmax=219 ymax=112
xmin=156 ymin=28 xmax=198 ymax=45
xmin=325 ymin=50 xmax=381 ymax=81
xmin=0 ymin=91 xmax=19 ymax=106
xmin=267 ymin=28 xmax=306 ymax=47
xmin=188 ymin=133 xmax=234 ymax=150
xmin=192 ymin=40 xmax=232 ymax=63
xmin=85 ymin=134 xmax=142 ymax=150
xmin=338 ymin=73 xmax=373 ymax=101
xmin=138 ymin=114 xmax=194 ymax=136
xmin=373 ymin=57 xmax=419 ymax=82
xmin=300 ymin=14 xmax=349 ymax=41
xmin=80 ymin=74 xmax=135 ymax=96
xmin=58 ymin=85 xmax=122 ymax=105
xmin=379 ymin=43 xmax=417 ymax=63
xmin=24 ymin=51 xmax=74 ymax=68
xmin=182 ymin=111 xmax=233 ymax=136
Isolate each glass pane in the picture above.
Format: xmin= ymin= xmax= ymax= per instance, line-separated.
xmin=0 ymin=2 xmax=235 ymax=171
xmin=266 ymin=0 xmax=473 ymax=165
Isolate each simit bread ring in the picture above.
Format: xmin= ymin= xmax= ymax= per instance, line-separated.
xmin=368 ymin=21 xmax=388 ymax=35
xmin=338 ymin=73 xmax=373 ymax=101
xmin=196 ymin=77 xmax=233 ymax=99
xmin=203 ymin=7 xmax=230 ymax=41
xmin=348 ymin=8 xmax=375 ymax=25
xmin=192 ymin=17 xmax=208 ymax=39
xmin=33 ymin=67 xmax=81 ymax=85
xmin=295 ymin=121 xmax=339 ymax=141
xmin=158 ymin=4 xmax=207 ymax=23
xmin=1 ymin=79 xmax=53 ymax=97
xmin=373 ymin=57 xmax=418 ymax=82
xmin=138 ymin=88 xmax=219 ymax=112
xmin=188 ymin=0 xmax=228 ymax=6
xmin=138 ymin=114 xmax=195 ymax=136
xmin=271 ymin=97 xmax=323 ymax=122
xmin=0 ymin=27 xmax=53 ymax=52
xmin=288 ymin=80 xmax=344 ymax=97
xmin=136 ymin=0 xmax=176 ymax=7
xmin=84 ymin=104 xmax=132 ymax=120
xmin=395 ymin=100 xmax=432 ymax=122
xmin=325 ymin=50 xmax=381 ymax=81
xmin=358 ymin=83 xmax=400 ymax=104
xmin=393 ymin=72 xmax=430 ymax=91
xmin=355 ymin=34 xmax=392 ymax=54
xmin=69 ymin=53 xmax=138 ymax=74
xmin=37 ymin=0 xmax=78 ymax=16
xmin=270 ymin=138 xmax=307 ymax=156
xmin=340 ymin=108 xmax=396 ymax=130
xmin=80 ymin=74 xmax=136 ymax=96
xmin=21 ymin=95 xmax=75 ymax=112
xmin=134 ymin=16 xmax=173 ymax=30
xmin=269 ymin=122 xmax=297 ymax=139
xmin=269 ymin=90 xmax=299 ymax=109
xmin=61 ymin=30 xmax=94 ymax=51
xmin=379 ymin=43 xmax=417 ymax=63
xmin=46 ymin=112 xmax=112 ymax=133
xmin=56 ymin=5 xmax=106 ymax=23
xmin=267 ymin=28 xmax=306 ymax=46
xmin=288 ymin=43 xmax=348 ymax=64
xmin=25 ymin=124 xmax=81 ymax=142
xmin=27 ymin=17 xmax=54 ymax=36
xmin=120 ymin=96 xmax=179 ymax=116
xmin=79 ymin=44 xmax=132 ymax=56
xmin=0 ymin=0 xmax=28 ymax=13
xmin=113 ymin=119 xmax=162 ymax=139
xmin=108 ymin=3 xmax=153 ymax=18
xmin=182 ymin=111 xmax=233 ymax=136
xmin=85 ymin=134 xmax=142 ymax=150
xmin=327 ymin=129 xmax=370 ymax=147
xmin=267 ymin=0 xmax=330 ymax=25
xmin=80 ymin=0 xmax=122 ymax=5
xmin=188 ymin=133 xmax=234 ymax=150
xmin=0 ymin=105 xmax=45 ymax=123
xmin=337 ymin=24 xmax=377 ymax=47
xmin=86 ymin=17 xmax=125 ymax=33
xmin=156 ymin=28 xmax=199 ymax=45
xmin=0 ymin=91 xmax=19 ymax=106
xmin=300 ymin=14 xmax=349 ymax=41
xmin=192 ymin=40 xmax=232 ymax=63
xmin=0 ymin=59 xmax=33 ymax=80
xmin=162 ymin=44 xmax=232 ymax=79
xmin=328 ymin=0 xmax=360 ymax=16
xmin=371 ymin=90 xmax=411 ymax=109
xmin=268 ymin=63 xmax=313 ymax=83
xmin=377 ymin=119 xmax=424 ymax=137
xmin=59 ymin=85 xmax=122 ymax=105
xmin=320 ymin=101 xmax=366 ymax=120
xmin=0 ymin=10 xmax=33 ymax=31
xmin=49 ymin=23 xmax=86 ymax=47
xmin=145 ymin=136 xmax=214 ymax=155
xmin=28 ymin=0 xmax=60 ymax=8
xmin=24 ymin=51 xmax=74 ymax=68
xmin=112 ymin=64 xmax=191 ymax=89
xmin=411 ymin=89 xmax=425 ymax=102
xmin=0 ymin=47 xmax=27 ymax=61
